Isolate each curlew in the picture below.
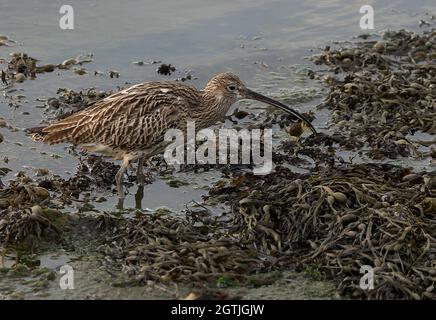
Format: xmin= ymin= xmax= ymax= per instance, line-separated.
xmin=38 ymin=72 xmax=316 ymax=198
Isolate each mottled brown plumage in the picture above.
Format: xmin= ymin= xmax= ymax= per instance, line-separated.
xmin=40 ymin=72 xmax=316 ymax=198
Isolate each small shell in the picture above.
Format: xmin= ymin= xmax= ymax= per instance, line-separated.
xmin=0 ymin=219 xmax=7 ymax=228
xmin=344 ymin=83 xmax=359 ymax=92
xmin=373 ymin=42 xmax=385 ymax=53
xmin=357 ymin=223 xmax=366 ymax=231
xmin=393 ymin=243 xmax=402 ymax=252
xmin=395 ymin=139 xmax=409 ymax=145
xmin=125 ymin=255 xmax=138 ymax=262
xmin=184 ymin=292 xmax=200 ymax=300
xmin=342 ymin=58 xmax=352 ymax=66
xmin=340 ymin=213 xmax=357 ymax=224
xmin=340 ymin=50 xmax=354 ymax=58
xmin=327 ymin=195 xmax=335 ymax=206
xmin=34 ymin=187 xmax=50 ymax=199
xmin=239 ymin=197 xmax=253 ymax=205
xmin=402 ymin=173 xmax=419 ymax=182
xmin=345 ymin=230 xmax=357 ymax=237
xmin=262 ymin=204 xmax=271 ymax=215
xmin=15 ymin=73 xmax=25 ymax=82
xmin=322 ymin=185 xmax=334 ymax=195
xmin=333 ymin=192 xmax=347 ymax=202
xmin=31 ymin=205 xmax=43 ymax=216
xmin=399 ymin=125 xmax=410 ymax=133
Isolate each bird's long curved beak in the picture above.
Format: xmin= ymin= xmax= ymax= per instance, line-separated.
xmin=244 ymin=88 xmax=317 ymax=134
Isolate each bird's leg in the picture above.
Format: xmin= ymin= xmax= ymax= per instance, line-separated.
xmin=137 ymin=157 xmax=155 ymax=185
xmin=136 ymin=156 xmax=145 ymax=186
xmin=0 ymin=248 xmax=5 ymax=268
xmin=115 ymin=157 xmax=130 ymax=198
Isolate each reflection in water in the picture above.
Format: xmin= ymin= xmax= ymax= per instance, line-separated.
xmin=116 ymin=198 xmax=124 ymax=211
xmin=116 ymin=185 xmax=145 ymax=210
xmin=135 ymin=185 xmax=145 ymax=210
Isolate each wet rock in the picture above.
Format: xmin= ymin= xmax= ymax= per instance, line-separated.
xmin=109 ymin=70 xmax=120 ymax=78
xmin=157 ymin=63 xmax=176 ymax=76
xmin=73 ymin=68 xmax=87 ymax=75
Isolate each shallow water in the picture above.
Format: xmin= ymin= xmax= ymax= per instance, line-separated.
xmin=1 ymin=0 xmax=434 ymax=210
xmin=0 ymin=0 xmax=435 ymax=299
xmin=0 ymin=0 xmax=435 ymax=209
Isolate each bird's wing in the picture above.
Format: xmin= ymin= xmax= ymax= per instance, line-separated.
xmin=42 ymin=82 xmax=197 ymax=150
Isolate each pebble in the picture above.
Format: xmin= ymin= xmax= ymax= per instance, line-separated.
xmin=15 ymin=73 xmax=25 ymax=82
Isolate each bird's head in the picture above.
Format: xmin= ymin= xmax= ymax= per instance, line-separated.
xmin=204 ymin=72 xmax=246 ymax=105
xmin=204 ymin=72 xmax=317 ymax=134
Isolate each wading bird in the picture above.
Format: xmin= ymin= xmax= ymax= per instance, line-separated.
xmin=37 ymin=73 xmax=316 ymax=199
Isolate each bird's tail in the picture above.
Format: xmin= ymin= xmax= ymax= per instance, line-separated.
xmin=26 ymin=126 xmax=47 ymax=142
xmin=42 ymin=112 xmax=89 ymax=144
xmin=27 ymin=111 xmax=85 ymax=144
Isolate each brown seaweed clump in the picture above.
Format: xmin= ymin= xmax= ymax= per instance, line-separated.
xmin=0 ymin=205 xmax=62 ymax=266
xmin=74 ymin=155 xmax=121 ymax=190
xmin=309 ymin=30 xmax=436 ymax=159
xmin=0 ymin=175 xmax=62 ymax=259
xmin=1 ymin=52 xmax=93 ymax=86
xmin=0 ymin=155 xmax=126 ymax=208
xmin=218 ymin=163 xmax=436 ymax=299
xmin=0 ymin=175 xmax=51 ymax=209
xmin=43 ymin=88 xmax=110 ymax=121
xmin=102 ymin=211 xmax=267 ymax=285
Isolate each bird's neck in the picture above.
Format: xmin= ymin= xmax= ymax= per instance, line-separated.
xmin=194 ymin=91 xmax=231 ymax=128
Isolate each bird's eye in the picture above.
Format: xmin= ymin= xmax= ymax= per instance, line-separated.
xmin=227 ymin=85 xmax=237 ymax=92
